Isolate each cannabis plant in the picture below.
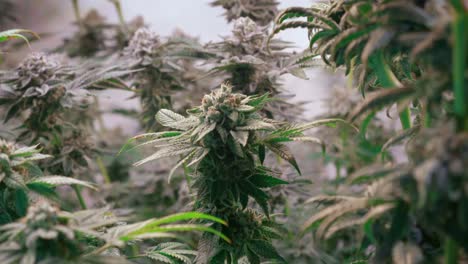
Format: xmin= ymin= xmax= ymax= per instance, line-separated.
xmin=0 ymin=200 xmax=228 ymax=263
xmin=0 ymin=139 xmax=95 ymax=224
xmin=271 ymin=0 xmax=437 ymax=128
xmin=59 ymin=9 xmax=144 ymax=58
xmin=0 ymin=51 xmax=133 ymax=207
xmin=0 ymin=52 xmax=116 ymax=138
xmin=60 ymin=0 xmax=143 ymax=58
xmin=313 ymin=96 xmax=395 ymax=189
xmin=167 ymin=29 xmax=214 ymax=112
xmin=0 ymin=201 xmax=121 ymax=264
xmin=141 ymin=242 xmax=197 ymax=263
xmin=121 ymin=27 xmax=209 ymax=131
xmin=301 ymin=124 xmax=468 ymax=263
xmin=122 ymin=84 xmax=350 ymax=262
xmin=211 ymin=0 xmax=279 ymax=26
xmin=206 ymin=16 xmax=305 ymax=120
xmin=274 ymin=0 xmax=468 ymax=262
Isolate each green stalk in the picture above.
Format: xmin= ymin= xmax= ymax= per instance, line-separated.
xmin=96 ymin=156 xmax=111 ymax=184
xmin=335 ymin=160 xmax=341 ymax=187
xmin=86 ymin=243 xmax=114 ymax=256
xmin=109 ymin=0 xmax=128 ymax=32
xmin=73 ymin=185 xmax=87 ymax=209
xmin=372 ymin=51 xmax=412 ymax=129
xmin=71 ymin=0 xmax=83 ymax=31
xmin=131 ymin=244 xmax=139 ymax=258
xmin=444 ymin=237 xmax=458 ymax=264
xmin=182 ymin=162 xmax=192 ymax=193
xmin=424 ymin=104 xmax=432 ymax=128
xmin=444 ymin=3 xmax=466 ymax=263
xmin=451 ymin=0 xmax=468 ymax=131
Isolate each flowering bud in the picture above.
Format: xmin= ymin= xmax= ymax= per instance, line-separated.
xmin=17 ymin=53 xmax=59 ymax=88
xmin=125 ymin=28 xmax=160 ymax=65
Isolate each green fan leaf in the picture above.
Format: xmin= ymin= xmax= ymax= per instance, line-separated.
xmin=122 ymin=224 xmax=231 ymax=244
xmin=249 ymin=174 xmax=288 ymax=188
xmin=248 ymin=240 xmax=286 ymax=263
xmin=29 ymin=176 xmax=97 ymax=190
xmin=0 ymin=29 xmax=39 ymax=45
xmin=349 ymin=87 xmax=414 ymax=121
xmin=14 ymin=189 xmax=28 ymax=217
xmin=265 ymin=142 xmax=300 ymax=175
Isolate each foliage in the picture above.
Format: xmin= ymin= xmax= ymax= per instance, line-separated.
xmin=210 ymin=0 xmax=279 ymax=26
xmin=0 ymin=201 xmax=228 ymax=263
xmin=273 ymin=0 xmax=468 ymax=262
xmin=59 ymin=0 xmax=142 ymax=58
xmin=0 ymin=139 xmax=94 ymax=224
xmin=123 ymin=84 xmax=350 ymax=262
xmin=119 ymin=27 xmax=210 ymax=131
xmin=143 ymin=242 xmax=197 ymax=263
xmin=0 ymin=29 xmax=38 ymax=45
xmin=1 ymin=0 xmax=467 ymax=263
xmin=0 ymin=51 xmax=132 ymax=199
xmin=205 ymin=16 xmax=304 ymax=120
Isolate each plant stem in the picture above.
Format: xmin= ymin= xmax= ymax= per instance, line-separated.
xmin=96 ymin=156 xmax=111 ymax=184
xmin=451 ymin=0 xmax=468 ymax=131
xmin=444 ymin=6 xmax=465 ymax=263
xmin=335 ymin=161 xmax=341 ymax=187
xmin=87 ymin=243 xmax=114 ymax=256
xmin=372 ymin=51 xmax=412 ymax=129
xmin=398 ymin=107 xmax=411 ymax=130
xmin=424 ymin=103 xmax=432 ymax=128
xmin=109 ymin=0 xmax=128 ymax=32
xmin=444 ymin=237 xmax=458 ymax=264
xmin=71 ymin=0 xmax=83 ymax=31
xmin=131 ymin=244 xmax=139 ymax=258
xmin=182 ymin=161 xmax=192 ymax=193
xmin=73 ymin=185 xmax=87 ymax=209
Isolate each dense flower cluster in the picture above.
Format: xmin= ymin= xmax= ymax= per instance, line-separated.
xmin=124 ymin=27 xmax=161 ymax=66
xmin=230 ymin=17 xmax=265 ymax=52
xmin=22 ymin=202 xmax=73 ymax=244
xmin=211 ymin=0 xmax=279 ymax=26
xmin=17 ymin=53 xmax=60 ymax=87
xmin=0 ymin=138 xmax=16 ymax=155
xmin=0 ymin=140 xmax=50 ymax=189
xmin=201 ymin=84 xmax=248 ymax=123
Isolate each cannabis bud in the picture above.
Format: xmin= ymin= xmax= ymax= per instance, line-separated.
xmin=0 ymin=138 xmax=16 ymax=155
xmin=211 ymin=0 xmax=279 ymax=26
xmin=201 ymin=84 xmax=246 ymax=124
xmin=0 ymin=201 xmax=83 ymax=263
xmin=0 ymin=139 xmax=97 ymax=224
xmin=0 ymin=139 xmax=51 ymax=189
xmin=125 ymin=27 xmax=160 ymax=65
xmin=16 ymin=52 xmax=60 ymax=92
xmin=231 ymin=17 xmax=264 ymax=51
xmin=23 ymin=202 xmax=75 ymax=245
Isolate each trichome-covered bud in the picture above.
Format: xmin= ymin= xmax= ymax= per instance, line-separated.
xmin=0 ymin=138 xmax=16 ymax=155
xmin=211 ymin=0 xmax=279 ymax=26
xmin=25 ymin=202 xmax=60 ymax=226
xmin=16 ymin=52 xmax=60 ymax=89
xmin=200 ymin=84 xmax=248 ymax=124
xmin=125 ymin=27 xmax=160 ymax=65
xmin=231 ymin=17 xmax=265 ymax=51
